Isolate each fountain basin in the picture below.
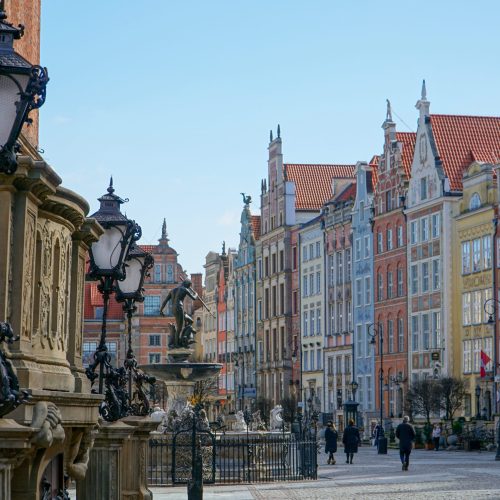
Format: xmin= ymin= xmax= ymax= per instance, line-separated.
xmin=139 ymin=363 xmax=222 ymax=382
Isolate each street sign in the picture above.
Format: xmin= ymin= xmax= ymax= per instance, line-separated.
xmin=243 ymin=388 xmax=256 ymax=398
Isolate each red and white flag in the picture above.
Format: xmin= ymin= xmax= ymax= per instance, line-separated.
xmin=480 ymin=350 xmax=491 ymax=378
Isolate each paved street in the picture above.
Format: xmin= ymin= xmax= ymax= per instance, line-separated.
xmin=149 ymin=447 xmax=500 ymax=499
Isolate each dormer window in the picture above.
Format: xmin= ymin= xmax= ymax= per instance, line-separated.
xmin=469 ymin=192 xmax=481 ymax=211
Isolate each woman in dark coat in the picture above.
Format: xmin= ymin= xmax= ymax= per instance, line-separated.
xmin=342 ymin=419 xmax=361 ymax=464
xmin=324 ymin=421 xmax=338 ymax=464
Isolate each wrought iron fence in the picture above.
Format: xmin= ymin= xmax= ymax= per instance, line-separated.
xmin=148 ymin=432 xmax=318 ymax=486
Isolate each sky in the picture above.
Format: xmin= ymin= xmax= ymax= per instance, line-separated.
xmin=38 ymin=0 xmax=500 ymax=276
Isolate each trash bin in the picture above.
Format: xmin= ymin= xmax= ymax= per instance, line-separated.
xmin=378 ymin=436 xmax=388 ymax=454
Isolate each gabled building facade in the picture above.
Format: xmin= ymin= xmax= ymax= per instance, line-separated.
xmin=373 ymin=102 xmax=415 ymax=421
xmin=351 ymin=161 xmax=377 ymax=426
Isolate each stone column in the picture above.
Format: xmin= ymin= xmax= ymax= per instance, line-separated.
xmin=122 ymin=416 xmax=158 ymax=500
xmin=76 ymin=420 xmax=133 ymax=500
xmin=0 ymin=419 xmax=36 ymax=500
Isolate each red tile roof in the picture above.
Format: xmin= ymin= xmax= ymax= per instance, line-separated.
xmin=139 ymin=245 xmax=156 ymax=254
xmin=250 ymin=215 xmax=261 ymax=240
xmin=396 ymin=132 xmax=416 ymax=177
xmin=368 ymin=156 xmax=379 ymax=190
xmin=429 ymin=114 xmax=500 ymax=191
xmin=332 ymin=181 xmax=356 ymax=203
xmin=284 ymin=164 xmax=356 ymax=211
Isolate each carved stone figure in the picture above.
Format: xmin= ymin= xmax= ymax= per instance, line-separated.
xmin=270 ymin=405 xmax=284 ymax=431
xmin=31 ymin=401 xmax=65 ymax=448
xmin=65 ymin=425 xmax=97 ymax=480
xmin=233 ymin=410 xmax=248 ymax=432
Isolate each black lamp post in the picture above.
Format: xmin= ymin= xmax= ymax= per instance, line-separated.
xmin=115 ymin=244 xmax=155 ymax=414
xmin=0 ymin=10 xmax=49 ymax=174
xmin=369 ymin=322 xmax=387 ymax=454
xmin=475 ymin=384 xmax=481 ymax=420
xmin=86 ymin=179 xmax=141 ymax=396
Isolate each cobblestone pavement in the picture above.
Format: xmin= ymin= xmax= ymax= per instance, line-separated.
xmin=150 ymin=447 xmax=500 ymax=500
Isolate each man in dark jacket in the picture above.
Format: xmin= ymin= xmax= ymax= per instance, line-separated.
xmin=395 ymin=416 xmax=416 ymax=471
xmin=325 ymin=421 xmax=338 ymax=464
xmin=342 ymin=419 xmax=361 ymax=464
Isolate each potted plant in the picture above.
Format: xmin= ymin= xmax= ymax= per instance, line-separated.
xmin=423 ymin=422 xmax=434 ymax=450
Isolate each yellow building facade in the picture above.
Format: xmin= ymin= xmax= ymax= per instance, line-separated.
xmin=453 ymin=162 xmax=496 ymax=419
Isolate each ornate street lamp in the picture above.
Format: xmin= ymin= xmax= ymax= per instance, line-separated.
xmin=86 ymin=178 xmax=141 ymax=396
xmin=115 ymin=244 xmax=155 ymax=414
xmin=369 ymin=322 xmax=387 ymax=454
xmin=0 ymin=10 xmax=49 ymax=174
xmin=475 ymin=384 xmax=481 ymax=420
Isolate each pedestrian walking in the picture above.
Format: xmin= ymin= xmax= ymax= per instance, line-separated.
xmin=325 ymin=421 xmax=338 ymax=465
xmin=342 ymin=419 xmax=361 ymax=464
xmin=395 ymin=415 xmax=416 ymax=471
xmin=432 ymin=423 xmax=442 ymax=451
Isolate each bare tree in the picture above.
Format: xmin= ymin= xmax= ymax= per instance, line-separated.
xmin=190 ymin=376 xmax=219 ymax=405
xmin=437 ymin=376 xmax=466 ymax=422
xmin=280 ymin=395 xmax=298 ymax=425
xmin=406 ymin=378 xmax=440 ymax=425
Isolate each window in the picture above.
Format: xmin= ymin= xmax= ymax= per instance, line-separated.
xmin=365 ymin=276 xmax=371 ymax=305
xmin=345 ymin=355 xmax=351 ymax=374
xmin=336 ymin=252 xmax=343 ymax=284
xmin=337 ymin=302 xmax=343 ymax=332
xmin=309 ymin=273 xmax=314 ymax=296
xmin=473 ymin=338 xmax=481 ymax=372
xmin=397 ymin=267 xmax=404 ymax=296
xmin=484 ymin=288 xmax=493 ymax=322
xmin=347 ymin=301 xmax=352 ymax=330
xmin=398 ymin=317 xmax=404 ymax=352
xmin=280 ymin=283 xmax=285 ymax=315
xmin=377 ymin=273 xmax=383 ymax=301
xmin=422 ymin=313 xmax=430 ymax=350
xmin=484 ymin=337 xmax=493 ymax=371
xmin=303 ymin=350 xmax=309 ymax=371
xmin=432 ymin=311 xmax=441 ymax=349
xmin=316 ymin=271 xmax=321 ymax=295
xmin=377 ymin=232 xmax=383 ymax=254
xmin=432 ymin=259 xmax=440 ymax=290
xmin=472 ymin=238 xmax=481 ymax=272
xmin=411 ymin=265 xmax=418 ymax=295
xmin=167 ymin=264 xmax=174 ymax=283
xmin=410 ymin=221 xmax=418 ymax=245
xmin=411 ymin=316 xmax=419 ymax=351
xmin=279 ymin=250 xmax=284 ymax=271
xmin=469 ymin=192 xmax=481 ymax=210
xmin=264 ymin=256 xmax=269 ymax=276
xmin=364 ymin=235 xmax=370 ymax=258
xmin=356 ymin=324 xmax=363 ymax=358
xmin=354 ymin=238 xmax=361 ymax=261
xmin=317 ymin=349 xmax=322 ymax=370
xmin=422 ymin=262 xmax=429 ymax=292
xmin=309 ymin=244 xmax=314 ymax=261
xmin=258 ymin=299 xmax=262 ymax=321
xmin=356 ymin=278 xmax=362 ymax=305
xmin=462 ymin=241 xmax=471 ymax=274
xmin=144 ymin=296 xmax=161 ymax=316
xmin=83 ymin=341 xmax=97 ymax=366
xmin=303 ymin=246 xmax=308 ymax=262
xmin=303 ymin=311 xmax=308 ymax=337
xmin=316 ymin=241 xmax=321 ymax=258
xmin=463 ymin=339 xmax=472 ymax=373
xmin=302 ymin=275 xmax=308 ymax=297
xmin=360 ymin=201 xmax=365 ymax=221
xmin=149 ymin=334 xmax=161 ymax=346
xmin=346 ymin=249 xmax=351 ymax=280
xmin=149 ymin=353 xmax=161 ymax=364
xmin=154 ymin=264 xmax=161 ymax=283
xmin=310 ymin=310 xmax=315 ymax=336
xmin=258 ymin=258 xmax=262 ymax=279
xmin=483 ymin=236 xmax=492 ymax=269
xmin=431 ymin=213 xmax=440 ymax=238
xmin=421 ymin=218 xmax=429 ymax=242
xmin=387 ymin=271 xmax=393 ymax=298
xmin=272 ymin=253 xmax=276 ymax=274
xmin=472 ymin=290 xmax=482 ymax=324
xmin=310 ymin=350 xmax=315 ymax=371
xmin=397 ymin=226 xmax=403 ymax=247
xmin=387 ymin=229 xmax=393 ymax=250
xmin=328 ymin=255 xmax=334 ymax=286
xmin=462 ymin=292 xmax=471 ymax=325
xmin=388 ymin=320 xmax=394 ymax=353
xmin=420 ymin=177 xmax=427 ymax=201
xmin=317 ymin=307 xmax=322 ymax=335
xmin=386 ymin=191 xmax=392 ymax=212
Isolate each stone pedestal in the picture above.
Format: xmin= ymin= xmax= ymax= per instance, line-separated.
xmin=164 ymin=380 xmax=195 ymax=414
xmin=76 ymin=420 xmax=134 ymax=500
xmin=122 ymin=416 xmax=158 ymax=500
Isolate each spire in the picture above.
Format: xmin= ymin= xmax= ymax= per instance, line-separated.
xmin=270 ymin=129 xmax=273 ymax=142
xmin=277 ymin=124 xmax=281 ymax=138
xmin=415 ymin=79 xmax=430 ymax=120
xmin=222 ymin=241 xmax=226 ymax=256
xmin=161 ymin=218 xmax=167 ymax=239
xmin=108 ymin=176 xmax=114 ymax=194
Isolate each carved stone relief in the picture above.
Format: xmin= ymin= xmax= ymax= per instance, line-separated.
xmin=21 ymin=212 xmax=36 ymax=339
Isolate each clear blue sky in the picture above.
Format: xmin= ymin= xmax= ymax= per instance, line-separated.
xmin=39 ymin=0 xmax=500 ymax=275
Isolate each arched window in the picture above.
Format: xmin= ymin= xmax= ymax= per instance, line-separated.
xmin=469 ymin=192 xmax=481 ymax=210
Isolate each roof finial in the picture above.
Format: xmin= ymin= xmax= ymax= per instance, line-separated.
xmin=386 ymin=99 xmax=392 ymax=121
xmin=161 ymin=218 xmax=167 ymax=239
xmin=107 ymin=176 xmax=114 ymax=194
xmin=421 ymin=79 xmax=427 ymax=100
xmin=277 ymin=124 xmax=281 ymax=138
xmin=270 ymin=129 xmax=273 ymax=142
